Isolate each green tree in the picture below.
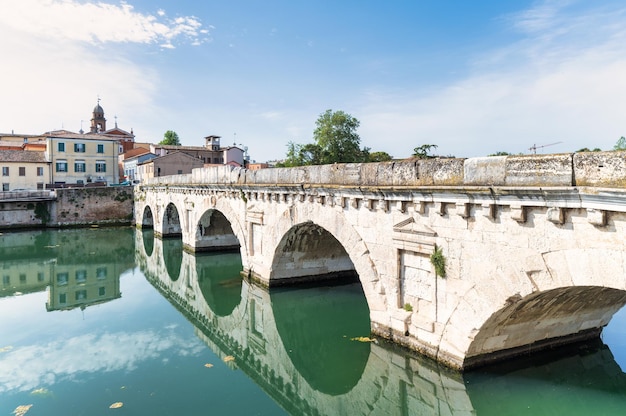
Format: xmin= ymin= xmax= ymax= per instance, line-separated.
xmin=159 ymin=130 xmax=181 ymax=146
xmin=367 ymin=151 xmax=393 ymax=162
xmin=614 ymin=136 xmax=626 ymax=151
xmin=489 ymin=151 xmax=511 ymax=156
xmin=279 ymin=141 xmax=323 ymax=167
xmin=412 ymin=144 xmax=438 ymax=159
xmin=313 ymin=109 xmax=364 ymax=164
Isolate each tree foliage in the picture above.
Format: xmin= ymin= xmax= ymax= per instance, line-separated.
xmin=280 ymin=109 xmax=375 ymax=166
xmin=367 ymin=151 xmax=393 ymax=162
xmin=614 ymin=136 xmax=626 ymax=151
xmin=412 ymin=144 xmax=438 ymax=159
xmin=313 ymin=109 xmax=364 ymax=164
xmin=159 ymin=130 xmax=181 ymax=146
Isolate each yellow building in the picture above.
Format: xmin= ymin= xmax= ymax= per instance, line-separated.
xmin=0 ymin=149 xmax=50 ymax=191
xmin=45 ymin=131 xmax=120 ymax=186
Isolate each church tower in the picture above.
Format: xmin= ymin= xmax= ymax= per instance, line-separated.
xmin=90 ymin=99 xmax=106 ymax=133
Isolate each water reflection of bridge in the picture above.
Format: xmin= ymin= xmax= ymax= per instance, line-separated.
xmin=136 ymin=229 xmax=626 ymax=415
xmin=136 ymin=229 xmax=474 ymax=415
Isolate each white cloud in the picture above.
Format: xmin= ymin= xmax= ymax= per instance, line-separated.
xmin=0 ymin=329 xmax=205 ymax=394
xmin=0 ymin=0 xmax=207 ymax=46
xmin=0 ymin=0 xmax=210 ymax=137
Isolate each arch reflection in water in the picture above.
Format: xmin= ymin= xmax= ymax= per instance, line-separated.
xmin=197 ymin=251 xmax=243 ymax=317
xmin=162 ymin=237 xmax=183 ymax=281
xmin=142 ymin=228 xmax=154 ymax=257
xmin=271 ymin=283 xmax=371 ymax=396
xmin=465 ymin=339 xmax=626 ymax=415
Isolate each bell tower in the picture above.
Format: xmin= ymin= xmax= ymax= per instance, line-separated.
xmin=90 ymin=98 xmax=107 ymax=133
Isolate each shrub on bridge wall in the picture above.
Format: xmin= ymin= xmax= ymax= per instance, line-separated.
xmin=430 ymin=245 xmax=446 ymax=278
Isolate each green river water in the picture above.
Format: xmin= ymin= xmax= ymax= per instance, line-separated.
xmin=1 ymin=227 xmax=626 ymax=415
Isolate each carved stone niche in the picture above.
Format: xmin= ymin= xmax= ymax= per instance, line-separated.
xmin=392 ymin=217 xmax=437 ymax=255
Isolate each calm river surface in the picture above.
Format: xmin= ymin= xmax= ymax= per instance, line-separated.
xmin=2 ymin=227 xmax=626 ymax=415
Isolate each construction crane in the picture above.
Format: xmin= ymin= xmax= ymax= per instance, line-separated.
xmin=529 ymin=141 xmax=563 ymax=154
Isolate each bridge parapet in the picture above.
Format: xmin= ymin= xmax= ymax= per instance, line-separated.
xmin=142 ymin=151 xmax=626 ymax=189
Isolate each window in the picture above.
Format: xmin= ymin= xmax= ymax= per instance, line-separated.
xmin=2 ymin=275 xmax=9 ymax=286
xmin=97 ymin=144 xmax=104 ymax=153
xmin=19 ymin=273 xmax=26 ymax=283
xmin=74 ymin=143 xmax=86 ymax=153
xmin=37 ymin=272 xmax=45 ymax=282
xmin=95 ymin=161 xmax=106 ymax=172
xmin=2 ymin=167 xmax=8 ymax=176
xmin=56 ymin=272 xmax=68 ymax=285
xmin=177 ymin=169 xmax=183 ymax=174
xmin=75 ymin=270 xmax=87 ymax=283
xmin=2 ymin=184 xmax=8 ymax=191
xmin=98 ymin=286 xmax=106 ymax=296
xmin=75 ymin=290 xmax=87 ymax=301
xmin=59 ymin=293 xmax=67 ymax=304
xmin=96 ymin=267 xmax=107 ymax=280
xmin=56 ymin=161 xmax=67 ymax=172
xmin=74 ymin=161 xmax=86 ymax=173
xmin=19 ymin=167 xmax=25 ymax=176
xmin=37 ymin=167 xmax=44 ymax=176
xmin=58 ymin=142 xmax=65 ymax=152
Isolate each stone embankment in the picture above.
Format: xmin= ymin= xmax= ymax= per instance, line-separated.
xmin=0 ymin=186 xmax=134 ymax=230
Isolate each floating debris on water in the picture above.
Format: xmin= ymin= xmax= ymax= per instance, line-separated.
xmin=204 ymin=363 xmax=214 ymax=368
xmin=109 ymin=402 xmax=123 ymax=409
xmin=350 ymin=336 xmax=375 ymax=343
xmin=223 ymin=355 xmax=235 ymax=363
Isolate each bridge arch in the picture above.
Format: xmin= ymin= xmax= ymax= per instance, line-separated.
xmin=465 ymin=286 xmax=626 ymax=367
xmin=266 ymin=204 xmax=387 ymax=316
xmin=140 ymin=205 xmax=154 ymax=228
xmin=445 ymin=244 xmax=626 ymax=368
xmin=194 ymin=208 xmax=240 ymax=252
xmin=270 ymin=221 xmax=357 ymax=285
xmin=186 ymin=195 xmax=249 ymax=265
xmin=162 ymin=202 xmax=182 ymax=237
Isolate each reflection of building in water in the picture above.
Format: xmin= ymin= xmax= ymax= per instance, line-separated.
xmin=46 ymin=263 xmax=120 ymax=311
xmin=1 ymin=228 xmax=135 ymax=310
xmin=0 ymin=232 xmax=55 ymax=297
xmin=0 ymin=259 xmax=51 ymax=297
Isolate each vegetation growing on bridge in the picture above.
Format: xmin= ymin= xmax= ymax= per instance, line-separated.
xmin=430 ymin=245 xmax=446 ymax=278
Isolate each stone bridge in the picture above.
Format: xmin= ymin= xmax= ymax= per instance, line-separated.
xmin=133 ymin=152 xmax=626 ymax=370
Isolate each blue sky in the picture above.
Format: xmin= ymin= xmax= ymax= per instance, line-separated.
xmin=1 ymin=0 xmax=625 ymax=162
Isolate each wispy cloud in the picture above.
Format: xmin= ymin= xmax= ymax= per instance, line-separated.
xmin=0 ymin=329 xmax=204 ymax=393
xmin=358 ymin=1 xmax=626 ymax=157
xmin=0 ymin=0 xmax=210 ymax=47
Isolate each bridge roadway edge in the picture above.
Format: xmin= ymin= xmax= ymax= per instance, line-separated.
xmin=134 ymin=152 xmax=626 ymax=370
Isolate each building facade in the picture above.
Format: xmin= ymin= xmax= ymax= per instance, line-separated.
xmin=45 ymin=132 xmax=119 ymax=186
xmin=0 ymin=149 xmax=50 ymax=191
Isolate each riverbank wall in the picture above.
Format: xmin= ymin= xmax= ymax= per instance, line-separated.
xmin=0 ymin=186 xmax=134 ymax=230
